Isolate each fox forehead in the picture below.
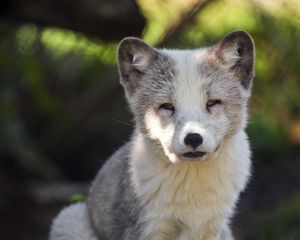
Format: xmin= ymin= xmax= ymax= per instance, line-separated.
xmin=160 ymin=48 xmax=213 ymax=101
xmin=118 ymin=31 xmax=254 ymax=100
xmin=144 ymin=48 xmax=242 ymax=108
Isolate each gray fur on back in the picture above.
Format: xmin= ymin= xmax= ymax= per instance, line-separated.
xmin=87 ymin=142 xmax=143 ymax=240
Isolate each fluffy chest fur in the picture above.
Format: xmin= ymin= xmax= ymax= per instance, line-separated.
xmin=129 ymin=131 xmax=251 ymax=240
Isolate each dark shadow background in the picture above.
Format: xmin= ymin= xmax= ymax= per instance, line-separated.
xmin=0 ymin=0 xmax=300 ymax=239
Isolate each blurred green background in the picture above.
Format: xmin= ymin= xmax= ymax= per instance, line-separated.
xmin=0 ymin=0 xmax=300 ymax=239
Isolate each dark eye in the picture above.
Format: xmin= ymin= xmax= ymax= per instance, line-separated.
xmin=159 ymin=103 xmax=175 ymax=112
xmin=206 ymin=99 xmax=222 ymax=111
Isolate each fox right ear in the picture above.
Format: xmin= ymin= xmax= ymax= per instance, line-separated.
xmin=117 ymin=37 xmax=157 ymax=94
xmin=214 ymin=30 xmax=255 ymax=90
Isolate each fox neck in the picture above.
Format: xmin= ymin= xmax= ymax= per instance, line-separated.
xmin=129 ymin=127 xmax=250 ymax=198
xmin=128 ymin=128 xmax=250 ymax=239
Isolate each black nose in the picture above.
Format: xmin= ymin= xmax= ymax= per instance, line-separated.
xmin=184 ymin=133 xmax=203 ymax=149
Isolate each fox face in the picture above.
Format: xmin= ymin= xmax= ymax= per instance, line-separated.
xmin=118 ymin=31 xmax=255 ymax=163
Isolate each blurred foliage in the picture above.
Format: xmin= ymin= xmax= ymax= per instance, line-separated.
xmin=1 ymin=0 xmax=300 ymax=174
xmin=233 ymin=191 xmax=300 ymax=239
xmin=138 ymin=0 xmax=204 ymax=44
xmin=262 ymin=194 xmax=300 ymax=239
xmin=0 ymin=24 xmax=128 ymax=180
xmin=70 ymin=194 xmax=86 ymax=203
xmin=1 ymin=0 xmax=300 ymax=177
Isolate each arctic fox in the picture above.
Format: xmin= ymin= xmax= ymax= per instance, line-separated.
xmin=50 ymin=30 xmax=255 ymax=240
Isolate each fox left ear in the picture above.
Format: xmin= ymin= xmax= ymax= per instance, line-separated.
xmin=117 ymin=37 xmax=158 ymax=95
xmin=214 ymin=30 xmax=255 ymax=89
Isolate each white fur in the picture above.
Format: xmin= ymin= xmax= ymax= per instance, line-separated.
xmin=49 ymin=203 xmax=97 ymax=240
xmin=130 ymin=130 xmax=250 ymax=240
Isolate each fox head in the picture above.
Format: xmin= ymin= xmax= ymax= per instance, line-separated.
xmin=117 ymin=31 xmax=255 ymax=163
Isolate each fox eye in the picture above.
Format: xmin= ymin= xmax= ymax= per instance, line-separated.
xmin=206 ymin=99 xmax=222 ymax=111
xmin=159 ymin=103 xmax=175 ymax=112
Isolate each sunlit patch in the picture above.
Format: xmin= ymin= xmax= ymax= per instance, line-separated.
xmin=288 ymin=121 xmax=300 ymax=144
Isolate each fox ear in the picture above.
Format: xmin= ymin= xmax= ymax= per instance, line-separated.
xmin=215 ymin=30 xmax=255 ymax=89
xmin=117 ymin=37 xmax=157 ymax=94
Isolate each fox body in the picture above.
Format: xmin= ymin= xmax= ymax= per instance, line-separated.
xmin=50 ymin=30 xmax=255 ymax=240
